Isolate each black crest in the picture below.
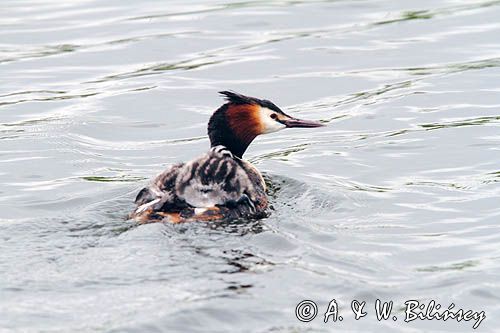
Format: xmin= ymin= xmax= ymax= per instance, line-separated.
xmin=218 ymin=90 xmax=284 ymax=114
xmin=219 ymin=91 xmax=257 ymax=105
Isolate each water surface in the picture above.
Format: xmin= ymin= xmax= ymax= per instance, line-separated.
xmin=1 ymin=0 xmax=500 ymax=332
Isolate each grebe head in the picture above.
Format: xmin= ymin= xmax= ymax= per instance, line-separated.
xmin=208 ymin=91 xmax=324 ymax=158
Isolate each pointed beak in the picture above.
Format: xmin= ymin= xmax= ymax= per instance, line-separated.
xmin=281 ymin=117 xmax=324 ymax=128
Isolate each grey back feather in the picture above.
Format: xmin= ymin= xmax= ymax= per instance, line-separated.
xmin=134 ymin=146 xmax=266 ymax=214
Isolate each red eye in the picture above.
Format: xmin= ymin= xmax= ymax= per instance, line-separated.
xmin=270 ymin=113 xmax=278 ymax=120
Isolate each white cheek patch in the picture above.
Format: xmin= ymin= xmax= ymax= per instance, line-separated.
xmin=259 ymin=107 xmax=286 ymax=134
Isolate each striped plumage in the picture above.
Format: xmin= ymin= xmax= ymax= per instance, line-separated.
xmin=130 ymin=91 xmax=323 ymax=224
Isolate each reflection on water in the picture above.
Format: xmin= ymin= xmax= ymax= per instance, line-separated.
xmin=1 ymin=0 xmax=500 ymax=332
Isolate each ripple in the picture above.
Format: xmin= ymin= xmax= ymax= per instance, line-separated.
xmin=420 ymin=115 xmax=500 ymax=131
xmin=416 ymin=259 xmax=481 ymax=273
xmin=81 ymin=175 xmax=146 ymax=183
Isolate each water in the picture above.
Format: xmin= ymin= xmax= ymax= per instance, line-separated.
xmin=1 ymin=0 xmax=499 ymax=332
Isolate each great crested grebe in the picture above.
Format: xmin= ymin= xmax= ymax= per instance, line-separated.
xmin=130 ymin=91 xmax=323 ymax=223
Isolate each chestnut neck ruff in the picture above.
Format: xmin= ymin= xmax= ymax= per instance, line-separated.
xmin=208 ymin=103 xmax=259 ymax=159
